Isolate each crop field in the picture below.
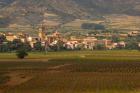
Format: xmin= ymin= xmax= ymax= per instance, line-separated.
xmin=0 ymin=50 xmax=140 ymax=93
xmin=62 ymin=15 xmax=140 ymax=33
xmin=105 ymin=15 xmax=140 ymax=31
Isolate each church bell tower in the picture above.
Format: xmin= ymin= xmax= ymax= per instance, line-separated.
xmin=38 ymin=25 xmax=46 ymax=42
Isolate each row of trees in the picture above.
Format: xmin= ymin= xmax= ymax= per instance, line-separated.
xmin=0 ymin=39 xmax=66 ymax=53
xmin=125 ymin=36 xmax=140 ymax=50
xmin=0 ymin=39 xmax=31 ymax=52
xmin=81 ymin=23 xmax=105 ymax=30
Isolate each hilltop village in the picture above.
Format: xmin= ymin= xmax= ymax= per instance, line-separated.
xmin=0 ymin=25 xmax=140 ymax=52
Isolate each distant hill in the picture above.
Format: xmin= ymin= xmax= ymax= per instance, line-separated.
xmin=75 ymin=0 xmax=140 ymax=16
xmin=0 ymin=0 xmax=140 ymax=30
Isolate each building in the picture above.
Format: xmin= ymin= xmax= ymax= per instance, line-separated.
xmin=128 ymin=31 xmax=140 ymax=36
xmin=53 ymin=31 xmax=61 ymax=38
xmin=82 ymin=37 xmax=113 ymax=50
xmin=6 ymin=33 xmax=17 ymax=42
xmin=65 ymin=40 xmax=79 ymax=50
xmin=95 ymin=39 xmax=113 ymax=49
xmin=28 ymin=37 xmax=39 ymax=48
xmin=116 ymin=41 xmax=126 ymax=48
xmin=17 ymin=32 xmax=29 ymax=43
xmin=47 ymin=31 xmax=62 ymax=44
xmin=38 ymin=26 xmax=46 ymax=42
xmin=138 ymin=43 xmax=140 ymax=48
xmin=83 ymin=37 xmax=97 ymax=50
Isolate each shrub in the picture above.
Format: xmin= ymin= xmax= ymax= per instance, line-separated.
xmin=16 ymin=49 xmax=28 ymax=59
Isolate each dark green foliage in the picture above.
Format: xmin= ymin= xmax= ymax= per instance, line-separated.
xmin=16 ymin=49 xmax=28 ymax=59
xmin=126 ymin=41 xmax=138 ymax=50
xmin=81 ymin=23 xmax=105 ymax=30
xmin=112 ymin=35 xmax=120 ymax=42
xmin=95 ymin=44 xmax=105 ymax=50
xmin=0 ymin=35 xmax=6 ymax=43
xmin=0 ymin=39 xmax=31 ymax=52
xmin=22 ymin=43 xmax=32 ymax=51
xmin=0 ymin=44 xmax=10 ymax=52
xmin=125 ymin=37 xmax=139 ymax=50
xmin=34 ymin=42 xmax=44 ymax=51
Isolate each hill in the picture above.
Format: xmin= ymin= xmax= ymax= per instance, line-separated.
xmin=0 ymin=0 xmax=140 ymax=31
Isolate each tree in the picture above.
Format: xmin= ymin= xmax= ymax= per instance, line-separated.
xmin=112 ymin=35 xmax=120 ymax=42
xmin=11 ymin=39 xmax=23 ymax=50
xmin=16 ymin=49 xmax=28 ymax=59
xmin=34 ymin=42 xmax=45 ymax=51
xmin=95 ymin=44 xmax=105 ymax=50
xmin=34 ymin=42 xmax=44 ymax=51
xmin=125 ymin=37 xmax=139 ymax=50
xmin=22 ymin=43 xmax=32 ymax=51
xmin=126 ymin=41 xmax=138 ymax=50
xmin=0 ymin=35 xmax=6 ymax=43
xmin=56 ymin=40 xmax=65 ymax=51
xmin=0 ymin=44 xmax=9 ymax=52
xmin=81 ymin=23 xmax=105 ymax=30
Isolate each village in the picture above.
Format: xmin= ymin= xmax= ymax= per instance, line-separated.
xmin=0 ymin=24 xmax=140 ymax=52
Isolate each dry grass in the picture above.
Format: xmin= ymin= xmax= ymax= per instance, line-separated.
xmin=105 ymin=15 xmax=140 ymax=30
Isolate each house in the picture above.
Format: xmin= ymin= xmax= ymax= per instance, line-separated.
xmin=47 ymin=35 xmax=57 ymax=44
xmin=83 ymin=37 xmax=97 ymax=50
xmin=95 ymin=39 xmax=113 ymax=49
xmin=138 ymin=43 xmax=140 ymax=48
xmin=6 ymin=33 xmax=17 ymax=42
xmin=53 ymin=31 xmax=61 ymax=38
xmin=47 ymin=31 xmax=62 ymax=44
xmin=27 ymin=37 xmax=39 ymax=48
xmin=128 ymin=31 xmax=140 ymax=36
xmin=17 ymin=33 xmax=29 ymax=43
xmin=117 ymin=41 xmax=126 ymax=48
xmin=65 ymin=40 xmax=79 ymax=50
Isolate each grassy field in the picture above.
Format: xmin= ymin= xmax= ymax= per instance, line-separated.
xmin=0 ymin=50 xmax=140 ymax=93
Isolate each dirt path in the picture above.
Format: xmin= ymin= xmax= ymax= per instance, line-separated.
xmin=48 ymin=64 xmax=72 ymax=70
xmin=5 ymin=72 xmax=33 ymax=86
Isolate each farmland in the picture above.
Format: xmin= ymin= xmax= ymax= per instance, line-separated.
xmin=0 ymin=50 xmax=140 ymax=93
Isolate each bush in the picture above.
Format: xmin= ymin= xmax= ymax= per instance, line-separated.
xmin=16 ymin=49 xmax=28 ymax=59
xmin=95 ymin=44 xmax=105 ymax=50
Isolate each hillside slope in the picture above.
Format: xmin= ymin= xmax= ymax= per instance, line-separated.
xmin=0 ymin=0 xmax=140 ymax=28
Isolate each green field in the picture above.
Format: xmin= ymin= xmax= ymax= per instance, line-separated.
xmin=0 ymin=50 xmax=140 ymax=93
